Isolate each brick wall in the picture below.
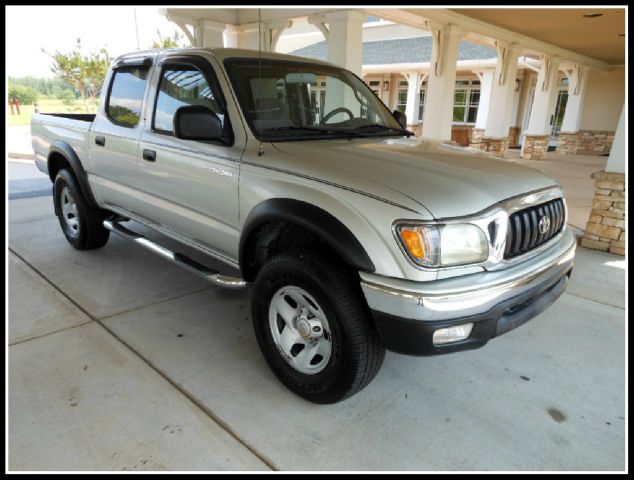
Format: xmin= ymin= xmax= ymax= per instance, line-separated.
xmin=577 ymin=130 xmax=615 ymax=154
xmin=580 ymin=171 xmax=626 ymax=255
xmin=522 ymin=135 xmax=550 ymax=160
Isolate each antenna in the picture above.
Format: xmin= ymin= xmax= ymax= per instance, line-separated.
xmin=257 ymin=8 xmax=265 ymax=157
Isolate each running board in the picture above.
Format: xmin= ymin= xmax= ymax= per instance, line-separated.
xmin=103 ymin=219 xmax=248 ymax=289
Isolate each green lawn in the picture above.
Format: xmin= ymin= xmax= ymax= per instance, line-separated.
xmin=8 ymin=98 xmax=97 ymax=126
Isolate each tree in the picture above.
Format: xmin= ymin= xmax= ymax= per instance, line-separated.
xmin=43 ymin=38 xmax=111 ymax=113
xmin=151 ymin=30 xmax=188 ymax=49
xmin=8 ymin=84 xmax=39 ymax=105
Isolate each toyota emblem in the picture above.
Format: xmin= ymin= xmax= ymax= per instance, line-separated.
xmin=538 ymin=216 xmax=551 ymax=234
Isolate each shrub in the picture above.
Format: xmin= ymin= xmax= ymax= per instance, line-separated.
xmin=8 ymin=84 xmax=39 ymax=105
xmin=59 ymin=90 xmax=76 ymax=105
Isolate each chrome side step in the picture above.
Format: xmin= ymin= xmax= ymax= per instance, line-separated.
xmin=103 ymin=218 xmax=248 ymax=289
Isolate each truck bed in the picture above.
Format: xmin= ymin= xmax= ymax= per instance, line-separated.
xmin=31 ymin=113 xmax=95 ymax=176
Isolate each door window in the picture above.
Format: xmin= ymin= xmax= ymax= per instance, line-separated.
xmin=153 ymin=66 xmax=224 ymax=134
xmin=106 ymin=68 xmax=149 ymax=127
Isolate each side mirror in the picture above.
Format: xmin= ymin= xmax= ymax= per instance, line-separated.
xmin=392 ymin=110 xmax=407 ymax=129
xmin=174 ymin=105 xmax=223 ymax=141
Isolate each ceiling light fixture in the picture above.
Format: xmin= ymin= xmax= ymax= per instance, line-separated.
xmin=582 ymin=13 xmax=604 ymax=18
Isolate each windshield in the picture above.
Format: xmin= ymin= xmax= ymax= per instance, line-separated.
xmin=224 ymin=58 xmax=408 ymax=141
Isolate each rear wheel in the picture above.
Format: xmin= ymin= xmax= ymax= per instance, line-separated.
xmin=251 ymin=249 xmax=385 ymax=404
xmin=53 ymin=169 xmax=110 ymax=250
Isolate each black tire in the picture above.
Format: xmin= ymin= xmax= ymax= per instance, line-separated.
xmin=251 ymin=249 xmax=385 ymax=404
xmin=53 ymin=169 xmax=110 ymax=250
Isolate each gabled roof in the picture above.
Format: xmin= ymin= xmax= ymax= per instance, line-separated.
xmin=290 ymin=36 xmax=498 ymax=65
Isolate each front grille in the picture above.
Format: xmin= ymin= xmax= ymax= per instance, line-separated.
xmin=504 ymin=198 xmax=565 ymax=259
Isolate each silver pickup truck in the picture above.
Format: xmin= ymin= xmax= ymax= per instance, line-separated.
xmin=32 ymin=47 xmax=575 ymax=404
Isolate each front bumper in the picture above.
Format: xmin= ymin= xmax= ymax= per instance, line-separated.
xmin=360 ymin=228 xmax=576 ymax=356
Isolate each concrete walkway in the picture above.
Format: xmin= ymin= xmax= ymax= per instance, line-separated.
xmin=7 ymin=125 xmax=34 ymax=159
xmin=8 ymin=163 xmax=625 ymax=471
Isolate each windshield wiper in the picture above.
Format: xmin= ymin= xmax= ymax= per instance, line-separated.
xmin=352 ymin=124 xmax=414 ymax=137
xmin=260 ymin=125 xmax=365 ymax=137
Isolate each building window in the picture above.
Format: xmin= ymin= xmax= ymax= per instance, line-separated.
xmin=368 ymin=80 xmax=381 ymax=96
xmin=452 ymin=78 xmax=480 ymax=124
xmin=397 ymin=80 xmax=427 ymax=122
xmin=418 ymin=81 xmax=426 ymax=121
xmin=397 ymin=80 xmax=408 ymax=113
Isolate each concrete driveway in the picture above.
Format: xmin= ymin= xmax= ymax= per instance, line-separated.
xmin=8 ymin=160 xmax=625 ymax=471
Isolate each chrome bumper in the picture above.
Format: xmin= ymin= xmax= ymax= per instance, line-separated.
xmin=361 ymin=228 xmax=576 ymax=323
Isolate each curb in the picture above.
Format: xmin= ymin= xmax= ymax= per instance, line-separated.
xmin=8 ymin=152 xmax=35 ymax=160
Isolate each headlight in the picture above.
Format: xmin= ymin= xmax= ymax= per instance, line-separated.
xmin=395 ymin=223 xmax=489 ymax=267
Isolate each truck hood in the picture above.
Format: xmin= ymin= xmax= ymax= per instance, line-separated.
xmin=271 ymin=137 xmax=560 ymax=219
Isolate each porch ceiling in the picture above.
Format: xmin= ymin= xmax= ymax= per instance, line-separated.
xmin=450 ymin=8 xmax=625 ymax=65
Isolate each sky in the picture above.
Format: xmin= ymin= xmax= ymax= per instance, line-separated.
xmin=6 ymin=6 xmax=178 ymax=78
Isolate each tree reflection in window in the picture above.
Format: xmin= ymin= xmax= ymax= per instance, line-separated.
xmin=107 ymin=68 xmax=148 ymax=127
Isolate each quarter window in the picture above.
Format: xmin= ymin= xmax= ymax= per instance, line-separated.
xmin=153 ymin=66 xmax=224 ymax=134
xmin=107 ymin=68 xmax=149 ymax=127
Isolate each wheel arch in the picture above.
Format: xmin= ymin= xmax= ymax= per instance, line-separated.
xmin=48 ymin=141 xmax=99 ymax=209
xmin=239 ymin=198 xmax=375 ymax=282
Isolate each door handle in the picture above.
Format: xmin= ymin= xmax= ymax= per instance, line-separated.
xmin=95 ymin=135 xmax=105 ymax=146
xmin=142 ymin=149 xmax=156 ymax=162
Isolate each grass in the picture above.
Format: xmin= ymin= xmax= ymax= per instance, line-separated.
xmin=7 ymin=98 xmax=97 ymax=126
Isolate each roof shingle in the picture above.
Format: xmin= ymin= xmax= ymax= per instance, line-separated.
xmin=289 ymin=36 xmax=498 ymax=65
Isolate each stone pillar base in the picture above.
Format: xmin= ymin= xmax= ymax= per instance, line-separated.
xmin=578 ymin=130 xmax=616 ymax=154
xmin=468 ymin=128 xmax=485 ymax=149
xmin=580 ymin=171 xmax=625 ymax=256
xmin=556 ymin=132 xmax=579 ymax=155
xmin=407 ymin=124 xmax=422 ymax=137
xmin=522 ymin=135 xmax=550 ymax=160
xmin=469 ymin=135 xmax=509 ymax=156
xmin=508 ymin=126 xmax=521 ymax=146
xmin=481 ymin=137 xmax=509 ymax=157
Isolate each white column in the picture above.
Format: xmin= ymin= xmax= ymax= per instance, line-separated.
xmin=605 ymin=106 xmax=625 ymax=173
xmin=560 ymin=64 xmax=589 ymax=133
xmin=421 ymin=23 xmax=462 ymax=141
xmin=484 ymin=42 xmax=521 ymax=138
xmin=473 ymin=69 xmax=494 ymax=129
xmin=225 ymin=22 xmax=291 ymax=52
xmin=224 ymin=25 xmax=241 ymax=48
xmin=195 ymin=20 xmax=225 ymax=48
xmin=404 ymin=72 xmax=425 ymax=126
xmin=325 ymin=10 xmax=365 ymax=76
xmin=320 ymin=11 xmax=365 ymax=121
xmin=524 ymin=54 xmax=562 ymax=136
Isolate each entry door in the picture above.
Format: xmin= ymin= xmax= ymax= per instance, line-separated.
xmin=549 ymin=89 xmax=569 ymax=147
xmin=135 ymin=55 xmax=242 ymax=261
xmin=89 ymin=63 xmax=152 ymax=208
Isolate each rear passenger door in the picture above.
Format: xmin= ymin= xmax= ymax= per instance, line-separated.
xmin=89 ymin=58 xmax=152 ymax=209
xmin=135 ymin=54 xmax=242 ymax=263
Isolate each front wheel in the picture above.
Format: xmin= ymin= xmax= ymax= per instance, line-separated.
xmin=53 ymin=169 xmax=110 ymax=250
xmin=251 ymin=249 xmax=385 ymax=404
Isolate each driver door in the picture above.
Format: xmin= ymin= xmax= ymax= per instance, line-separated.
xmin=135 ymin=54 xmax=242 ymax=261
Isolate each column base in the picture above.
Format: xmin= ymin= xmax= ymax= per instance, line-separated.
xmin=508 ymin=126 xmax=521 ymax=147
xmin=556 ymin=132 xmax=579 ymax=155
xmin=468 ymin=128 xmax=485 ymax=149
xmin=407 ymin=124 xmax=423 ymax=137
xmin=522 ymin=135 xmax=550 ymax=160
xmin=577 ymin=130 xmax=616 ymax=154
xmin=470 ymin=135 xmax=509 ymax=157
xmin=580 ymin=171 xmax=625 ymax=256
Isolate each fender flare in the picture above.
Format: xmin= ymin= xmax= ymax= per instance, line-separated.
xmin=239 ymin=198 xmax=375 ymax=279
xmin=48 ymin=141 xmax=99 ymax=209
